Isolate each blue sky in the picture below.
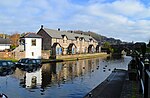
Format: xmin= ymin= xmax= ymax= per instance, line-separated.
xmin=0 ymin=0 xmax=150 ymax=43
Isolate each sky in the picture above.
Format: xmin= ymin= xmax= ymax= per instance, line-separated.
xmin=0 ymin=0 xmax=150 ymax=43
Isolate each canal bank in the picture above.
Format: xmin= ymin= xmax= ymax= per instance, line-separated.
xmin=84 ymin=68 xmax=143 ymax=98
xmin=84 ymin=69 xmax=127 ymax=98
xmin=42 ymin=52 xmax=109 ymax=63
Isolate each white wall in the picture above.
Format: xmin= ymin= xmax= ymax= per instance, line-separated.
xmin=25 ymin=38 xmax=42 ymax=59
xmin=0 ymin=44 xmax=10 ymax=50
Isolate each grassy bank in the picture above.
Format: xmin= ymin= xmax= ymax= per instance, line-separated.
xmin=0 ymin=58 xmax=18 ymax=62
xmin=0 ymin=53 xmax=109 ymax=63
xmin=42 ymin=53 xmax=109 ymax=63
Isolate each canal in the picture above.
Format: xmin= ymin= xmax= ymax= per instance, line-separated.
xmin=0 ymin=56 xmax=131 ymax=98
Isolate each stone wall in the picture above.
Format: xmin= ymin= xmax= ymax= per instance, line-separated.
xmin=56 ymin=52 xmax=107 ymax=59
xmin=12 ymin=51 xmax=25 ymax=60
xmin=0 ymin=52 xmax=13 ymax=59
xmin=42 ymin=50 xmax=50 ymax=59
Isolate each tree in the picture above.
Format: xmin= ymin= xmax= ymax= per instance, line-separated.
xmin=103 ymin=42 xmax=111 ymax=48
xmin=102 ymin=42 xmax=113 ymax=53
xmin=147 ymin=40 xmax=150 ymax=47
xmin=10 ymin=33 xmax=20 ymax=47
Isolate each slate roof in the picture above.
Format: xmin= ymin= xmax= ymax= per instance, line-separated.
xmin=0 ymin=38 xmax=11 ymax=44
xmin=21 ymin=33 xmax=42 ymax=38
xmin=43 ymin=28 xmax=97 ymax=42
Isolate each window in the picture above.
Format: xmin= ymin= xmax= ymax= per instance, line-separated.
xmin=32 ymin=52 xmax=34 ymax=56
xmin=32 ymin=39 xmax=36 ymax=46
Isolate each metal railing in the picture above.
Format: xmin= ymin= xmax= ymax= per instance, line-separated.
xmin=136 ymin=54 xmax=150 ymax=98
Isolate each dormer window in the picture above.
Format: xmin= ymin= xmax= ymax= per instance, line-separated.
xmin=89 ymin=38 xmax=92 ymax=42
xmin=61 ymin=35 xmax=65 ymax=38
xmin=62 ymin=35 xmax=67 ymax=43
xmin=75 ymin=36 xmax=79 ymax=44
xmin=75 ymin=36 xmax=79 ymax=40
xmin=80 ymin=37 xmax=84 ymax=41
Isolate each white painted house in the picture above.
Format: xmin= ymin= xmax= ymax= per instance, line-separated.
xmin=0 ymin=38 xmax=11 ymax=51
xmin=20 ymin=33 xmax=42 ymax=59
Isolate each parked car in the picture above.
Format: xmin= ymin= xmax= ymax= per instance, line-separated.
xmin=0 ymin=60 xmax=16 ymax=71
xmin=16 ymin=58 xmax=41 ymax=67
xmin=34 ymin=59 xmax=41 ymax=65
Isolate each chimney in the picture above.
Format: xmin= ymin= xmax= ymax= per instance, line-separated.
xmin=41 ymin=25 xmax=43 ymax=29
xmin=58 ymin=28 xmax=60 ymax=31
xmin=3 ymin=34 xmax=6 ymax=39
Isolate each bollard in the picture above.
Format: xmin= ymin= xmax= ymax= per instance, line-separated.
xmin=140 ymin=54 xmax=143 ymax=61
xmin=144 ymin=59 xmax=149 ymax=98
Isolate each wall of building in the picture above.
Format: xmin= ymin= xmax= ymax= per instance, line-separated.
xmin=42 ymin=50 xmax=50 ymax=59
xmin=25 ymin=38 xmax=41 ymax=59
xmin=0 ymin=51 xmax=12 ymax=59
xmin=37 ymin=29 xmax=52 ymax=50
xmin=12 ymin=51 xmax=25 ymax=60
xmin=0 ymin=44 xmax=10 ymax=51
xmin=51 ymin=37 xmax=98 ymax=55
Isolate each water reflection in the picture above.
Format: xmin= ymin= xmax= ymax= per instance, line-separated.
xmin=0 ymin=56 xmax=131 ymax=98
xmin=0 ymin=68 xmax=15 ymax=77
xmin=13 ymin=58 xmax=103 ymax=90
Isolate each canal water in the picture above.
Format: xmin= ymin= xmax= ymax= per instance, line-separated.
xmin=0 ymin=56 xmax=131 ymax=98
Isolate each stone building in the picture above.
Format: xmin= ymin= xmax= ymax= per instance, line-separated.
xmin=37 ymin=25 xmax=101 ymax=58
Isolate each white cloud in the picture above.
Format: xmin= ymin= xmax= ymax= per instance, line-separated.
xmin=0 ymin=0 xmax=150 ymax=42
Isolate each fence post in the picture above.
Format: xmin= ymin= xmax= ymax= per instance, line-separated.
xmin=144 ymin=59 xmax=149 ymax=98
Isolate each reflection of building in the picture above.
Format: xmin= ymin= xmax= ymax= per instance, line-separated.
xmin=25 ymin=69 xmax=42 ymax=88
xmin=15 ymin=58 xmax=102 ymax=90
xmin=37 ymin=25 xmax=101 ymax=58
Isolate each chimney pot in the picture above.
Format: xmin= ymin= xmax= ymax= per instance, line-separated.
xmin=41 ymin=25 xmax=43 ymax=29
